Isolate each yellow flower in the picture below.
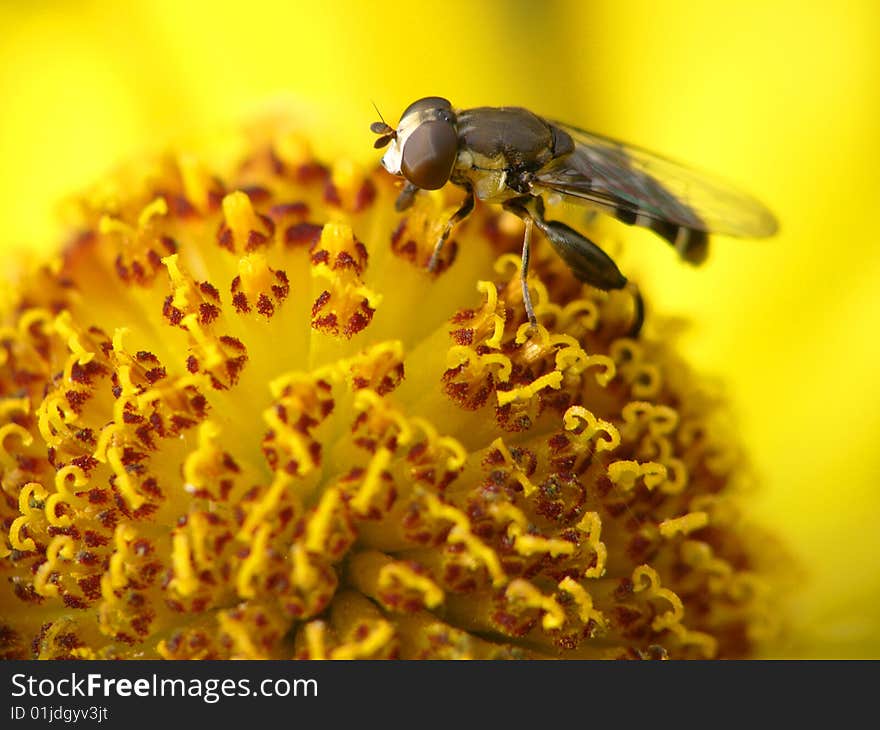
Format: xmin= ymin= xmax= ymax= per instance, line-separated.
xmin=0 ymin=119 xmax=786 ymax=660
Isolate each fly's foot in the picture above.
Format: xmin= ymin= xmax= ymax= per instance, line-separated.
xmin=427 ymin=245 xmax=442 ymax=274
xmin=522 ymin=277 xmax=538 ymax=329
xmin=625 ymin=282 xmax=645 ymax=338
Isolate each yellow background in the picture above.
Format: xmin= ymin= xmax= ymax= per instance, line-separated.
xmin=1 ymin=0 xmax=877 ymax=657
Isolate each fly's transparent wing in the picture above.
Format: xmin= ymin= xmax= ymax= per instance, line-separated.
xmin=532 ymin=123 xmax=778 ymax=238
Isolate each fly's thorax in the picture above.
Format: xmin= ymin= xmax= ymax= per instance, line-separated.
xmin=456 ymin=107 xmax=557 ymax=167
xmin=453 ymin=148 xmax=516 ymax=203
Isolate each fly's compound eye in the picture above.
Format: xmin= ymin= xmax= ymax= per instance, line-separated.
xmin=401 ymin=120 xmax=458 ymax=190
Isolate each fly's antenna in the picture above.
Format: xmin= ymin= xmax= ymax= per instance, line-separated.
xmin=370 ymin=100 xmax=396 ymax=149
xmin=371 ymin=100 xmax=388 ymax=127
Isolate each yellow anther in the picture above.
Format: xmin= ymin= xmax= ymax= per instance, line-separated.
xmin=217 ymin=611 xmax=264 ymax=659
xmin=585 ymin=354 xmax=616 ymax=386
xmin=98 ymin=215 xmax=135 ymax=237
xmin=136 ymin=372 xmax=210 ymax=411
xmin=238 ymin=252 xmax=275 ymax=299
xmin=630 ymin=364 xmax=662 ymax=398
xmin=486 ymin=316 xmax=505 ymax=349
xmin=305 ymin=487 xmax=342 ymax=554
xmin=423 ymin=492 xmax=506 ymax=587
xmin=137 ymin=196 xmax=168 ymax=228
xmin=508 ymin=523 xmax=575 ymax=558
xmin=445 ymin=346 xmax=513 ymax=383
xmin=181 ymin=313 xmax=223 ymax=369
xmin=178 ymin=154 xmax=214 ymax=212
xmin=34 ymin=536 xmax=75 ymax=596
xmin=46 ymin=535 xmax=75 ymax=563
xmin=505 ymin=579 xmax=566 ymax=631
xmin=35 ymin=393 xmax=73 ymax=447
xmin=410 ymin=417 xmax=467 ymax=470
xmin=108 ymin=524 xmax=137 ymax=590
xmin=660 ymin=511 xmax=709 ymax=539
xmin=93 ymin=422 xmax=123 ymax=463
xmin=558 ymin=577 xmax=607 ymax=631
xmin=563 ymin=406 xmax=621 ymax=453
xmin=53 ymin=310 xmax=94 ymax=366
xmin=475 ymin=280 xmax=506 ymax=349
xmin=354 ymin=284 xmax=383 ymax=310
xmin=488 ymin=500 xmax=528 ymax=527
xmin=553 ymin=344 xmax=586 ymax=374
xmin=18 ymin=308 xmax=53 ymax=337
xmin=331 ymin=159 xmax=361 ymax=194
xmin=607 ymin=460 xmax=667 ymax=492
xmin=496 ymin=370 xmax=563 ymax=406
xmin=112 ymin=366 xmax=141 ymax=424
xmin=354 ymin=390 xmax=413 ymax=445
xmin=237 ymin=523 xmax=271 ymax=599
xmin=576 ymin=512 xmax=607 ymax=578
xmin=547 ymin=332 xmax=581 ymax=349
xmin=106 ymin=445 xmax=145 ymax=509
xmin=100 ymin=573 xmax=117 ymax=603
xmin=162 ymin=254 xmax=204 ymax=320
xmin=488 ymin=438 xmax=537 ymax=496
xmin=330 ymin=620 xmax=395 ymax=660
xmin=489 ymin=436 xmax=516 ymax=467
xmin=9 ymin=516 xmax=35 ymax=552
xmin=161 ymin=253 xmax=186 ymax=292
xmin=18 ymin=481 xmax=47 ymax=515
xmin=666 ymin=622 xmax=718 ymax=659
xmin=476 ymin=279 xmax=499 ymax=311
xmin=632 ymin=564 xmax=685 ymax=631
xmin=271 ymin=366 xmax=340 ymax=397
xmin=262 ymin=408 xmax=316 ymax=476
xmin=188 ymin=513 xmax=213 ymax=569
xmin=664 ymin=457 xmax=689 ymax=494
xmin=621 ymin=401 xmax=679 ymax=437
xmin=314 ymin=221 xmax=355 ymax=261
xmin=680 ymin=540 xmax=733 ymax=594
xmin=378 ymin=562 xmax=445 ymax=609
xmin=493 ymin=253 xmax=522 ymax=277
xmin=609 ymin=338 xmax=643 ymax=365
xmin=44 ymin=494 xmax=72 ymax=527
xmin=515 ymin=322 xmax=551 ymax=346
xmin=183 ymin=420 xmax=222 ymax=495
xmin=239 ymin=471 xmax=292 ymax=539
xmin=481 ymin=352 xmax=513 ymax=382
xmin=558 ymin=299 xmax=600 ymax=331
xmin=351 ymin=447 xmax=392 ymax=515
xmin=0 ymin=396 xmax=30 ymax=420
xmin=311 ymin=266 xmax=383 ymax=309
xmin=170 ymin=533 xmax=199 ymax=597
xmin=111 ymin=327 xmax=129 ymax=354
xmin=291 ymin=543 xmax=319 ymax=592
xmin=303 ymin=620 xmax=328 ymax=660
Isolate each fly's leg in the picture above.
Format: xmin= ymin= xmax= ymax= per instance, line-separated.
xmin=395 ymin=182 xmax=419 ymax=212
xmin=501 ymin=198 xmax=539 ymax=327
xmin=507 ymin=196 xmax=644 ymax=335
xmin=520 ymin=217 xmax=537 ymax=326
xmin=427 ymin=188 xmax=474 ymax=273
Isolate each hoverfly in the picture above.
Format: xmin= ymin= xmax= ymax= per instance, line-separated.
xmin=371 ymin=96 xmax=778 ymax=334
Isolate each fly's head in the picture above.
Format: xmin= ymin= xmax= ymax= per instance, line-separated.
xmin=371 ymin=96 xmax=458 ymax=190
